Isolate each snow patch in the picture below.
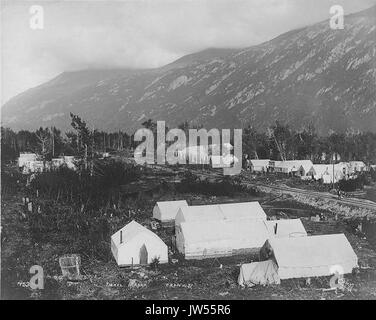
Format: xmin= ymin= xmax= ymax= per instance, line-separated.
xmin=168 ymin=75 xmax=190 ymax=91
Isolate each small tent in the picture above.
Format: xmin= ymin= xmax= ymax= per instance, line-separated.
xmin=265 ymin=219 xmax=307 ymax=238
xmin=18 ymin=153 xmax=38 ymax=168
xmin=176 ymin=219 xmax=270 ymax=259
xmin=312 ymin=164 xmax=331 ymax=181
xmin=64 ymin=156 xmax=76 ymax=170
xmin=260 ymin=234 xmax=358 ymax=280
xmin=349 ymin=161 xmax=366 ymax=173
xmin=293 ymin=160 xmax=314 ymax=177
xmin=152 ymin=200 xmax=188 ymax=223
xmin=238 ymin=260 xmax=280 ymax=287
xmin=249 ymin=159 xmax=270 ymax=173
xmin=111 ymin=220 xmax=168 ymax=266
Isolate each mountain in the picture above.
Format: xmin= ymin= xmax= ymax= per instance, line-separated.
xmin=2 ymin=5 xmax=376 ymax=134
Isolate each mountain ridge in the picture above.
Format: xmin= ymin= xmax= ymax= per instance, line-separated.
xmin=2 ymin=5 xmax=376 ymax=134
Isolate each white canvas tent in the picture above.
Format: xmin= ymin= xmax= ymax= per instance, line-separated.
xmin=260 ymin=234 xmax=358 ymax=280
xmin=273 ymin=161 xmax=300 ymax=174
xmin=176 ymin=219 xmax=270 ymax=259
xmin=18 ymin=153 xmax=38 ymax=168
xmin=349 ymin=161 xmax=366 ymax=173
xmin=152 ymin=200 xmax=188 ymax=222
xmin=312 ymin=164 xmax=331 ymax=182
xmin=22 ymin=160 xmax=47 ymax=174
xmin=312 ymin=164 xmax=347 ymax=184
xmin=249 ymin=159 xmax=270 ymax=173
xmin=238 ymin=260 xmax=280 ymax=287
xmin=293 ymin=160 xmax=314 ymax=177
xmin=268 ymin=160 xmax=283 ymax=172
xmin=111 ymin=220 xmax=168 ymax=266
xmin=63 ymin=156 xmax=76 ymax=170
xmin=175 ymin=202 xmax=267 ymax=229
xmin=265 ymin=219 xmax=307 ymax=238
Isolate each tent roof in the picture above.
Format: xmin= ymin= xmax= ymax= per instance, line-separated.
xmin=266 ymin=219 xmax=307 ymax=238
xmin=156 ymin=200 xmax=188 ymax=219
xmin=180 ymin=219 xmax=269 ymax=243
xmin=349 ymin=161 xmax=366 ymax=167
xmin=178 ymin=202 xmax=267 ymax=222
xmin=249 ymin=159 xmax=270 ymax=166
xmin=219 ymin=202 xmax=267 ymax=220
xmin=178 ymin=204 xmax=222 ymax=222
xmin=268 ymin=234 xmax=357 ymax=269
xmin=111 ymin=220 xmax=161 ymax=247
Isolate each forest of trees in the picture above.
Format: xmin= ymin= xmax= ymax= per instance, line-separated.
xmin=1 ymin=113 xmax=131 ymax=163
xmin=1 ymin=116 xmax=376 ymax=165
xmin=242 ymin=122 xmax=376 ymax=164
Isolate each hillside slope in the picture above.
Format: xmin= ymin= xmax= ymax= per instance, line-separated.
xmin=2 ymin=5 xmax=375 ymax=134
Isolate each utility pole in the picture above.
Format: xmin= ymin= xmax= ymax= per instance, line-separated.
xmin=103 ymin=132 xmax=106 ymax=153
xmin=51 ymin=126 xmax=55 ymax=157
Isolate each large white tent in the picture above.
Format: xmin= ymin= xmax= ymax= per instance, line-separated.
xmin=175 ymin=202 xmax=267 ymax=229
xmin=265 ymin=219 xmax=307 ymax=238
xmin=260 ymin=233 xmax=358 ymax=280
xmin=176 ymin=219 xmax=270 ymax=259
xmin=152 ymin=200 xmax=188 ymax=223
xmin=111 ymin=220 xmax=168 ymax=266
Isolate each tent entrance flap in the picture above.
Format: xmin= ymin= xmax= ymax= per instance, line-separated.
xmin=139 ymin=244 xmax=148 ymax=265
xmin=238 ymin=260 xmax=280 ymax=287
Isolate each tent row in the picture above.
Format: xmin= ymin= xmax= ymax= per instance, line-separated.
xmin=152 ymin=200 xmax=309 ymax=260
xmin=18 ymin=153 xmax=76 ymax=174
xmin=248 ymin=159 xmax=367 ymax=184
xmin=113 ymin=200 xmax=305 ymax=266
xmin=168 ymin=143 xmax=239 ymax=168
xmin=111 ymin=200 xmax=358 ymax=286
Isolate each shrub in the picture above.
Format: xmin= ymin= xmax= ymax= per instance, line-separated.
xmin=150 ymin=257 xmax=160 ymax=271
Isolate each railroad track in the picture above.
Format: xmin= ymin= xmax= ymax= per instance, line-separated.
xmin=239 ymin=176 xmax=376 ymax=212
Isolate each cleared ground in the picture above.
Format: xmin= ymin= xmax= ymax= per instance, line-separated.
xmin=1 ymin=167 xmax=376 ymax=300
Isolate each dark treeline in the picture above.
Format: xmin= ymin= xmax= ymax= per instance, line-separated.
xmin=29 ymin=161 xmax=141 ymax=209
xmin=1 ymin=114 xmax=131 ymax=163
xmin=1 ymin=116 xmax=376 ymax=164
xmin=242 ymin=122 xmax=376 ymax=164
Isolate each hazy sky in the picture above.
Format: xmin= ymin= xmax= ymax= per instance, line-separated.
xmin=1 ymin=0 xmax=375 ymax=105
